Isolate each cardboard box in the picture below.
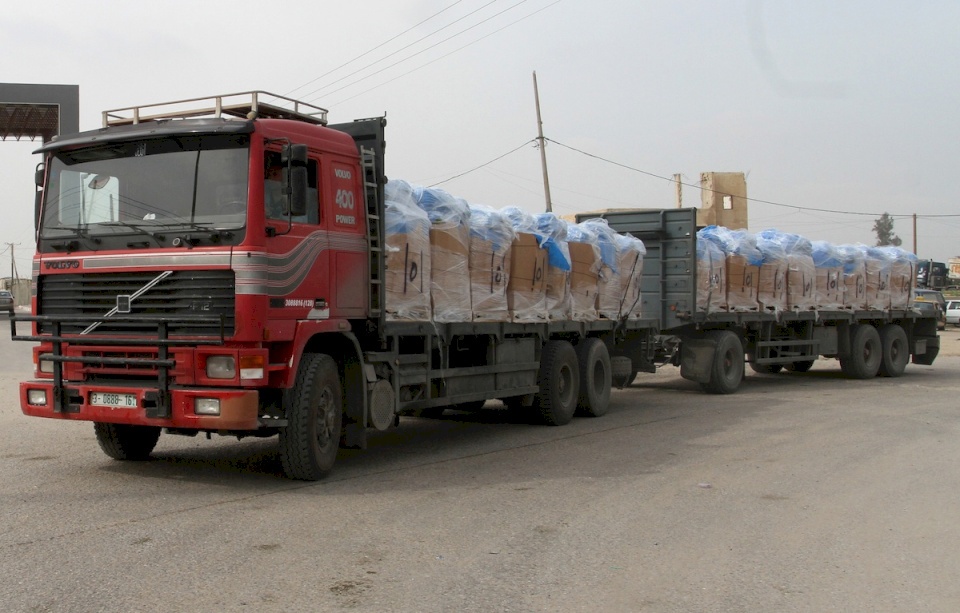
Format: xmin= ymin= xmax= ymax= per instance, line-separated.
xmin=759 ymin=260 xmax=787 ymax=311
xmin=469 ymin=236 xmax=510 ymax=322
xmin=697 ymin=250 xmax=727 ymax=313
xmin=597 ymin=263 xmax=622 ymax=319
xmin=385 ymin=230 xmax=432 ymax=321
xmin=786 ymin=255 xmax=816 ymax=311
xmin=544 ymin=266 xmax=571 ymax=320
xmin=619 ymin=250 xmax=644 ymax=319
xmin=843 ymin=264 xmax=866 ymax=310
xmin=430 ymin=224 xmax=471 ymax=322
xmin=726 ymin=254 xmax=760 ymax=312
xmin=815 ymin=267 xmax=843 ymax=309
xmin=507 ymin=232 xmax=548 ymax=322
xmin=568 ymin=241 xmax=600 ymax=321
xmin=889 ymin=260 xmax=915 ymax=309
xmin=864 ymin=259 xmax=891 ymax=310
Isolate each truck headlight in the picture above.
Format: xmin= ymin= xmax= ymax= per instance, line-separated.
xmin=206 ymin=355 xmax=236 ymax=379
xmin=27 ymin=389 xmax=47 ymax=406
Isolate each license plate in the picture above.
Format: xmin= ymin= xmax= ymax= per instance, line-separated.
xmin=89 ymin=392 xmax=138 ymax=409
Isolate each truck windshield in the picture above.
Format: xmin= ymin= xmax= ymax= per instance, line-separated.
xmin=39 ymin=134 xmax=250 ymax=243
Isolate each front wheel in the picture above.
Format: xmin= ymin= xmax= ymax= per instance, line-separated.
xmin=279 ymin=354 xmax=343 ymax=481
xmin=94 ymin=423 xmax=161 ymax=460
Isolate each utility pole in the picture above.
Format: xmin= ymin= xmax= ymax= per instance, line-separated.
xmin=532 ymin=71 xmax=553 ymax=213
xmin=674 ymin=174 xmax=683 ymax=208
xmin=912 ymin=213 xmax=917 ymax=255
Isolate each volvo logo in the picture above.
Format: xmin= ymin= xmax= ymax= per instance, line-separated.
xmin=44 ymin=260 xmax=80 ymax=270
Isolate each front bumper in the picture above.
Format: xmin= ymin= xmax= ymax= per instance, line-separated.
xmin=20 ymin=381 xmax=260 ymax=430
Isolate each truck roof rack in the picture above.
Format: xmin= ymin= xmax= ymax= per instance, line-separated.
xmin=101 ymin=91 xmax=329 ymax=127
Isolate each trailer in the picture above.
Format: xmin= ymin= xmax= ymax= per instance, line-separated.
xmin=582 ymin=208 xmax=940 ymax=392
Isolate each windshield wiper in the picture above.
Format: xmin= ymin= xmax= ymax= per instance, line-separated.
xmin=42 ymin=226 xmax=102 ymax=252
xmin=99 ymin=220 xmax=166 ymax=246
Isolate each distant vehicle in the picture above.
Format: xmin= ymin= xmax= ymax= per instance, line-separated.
xmin=0 ymin=290 xmax=13 ymax=315
xmin=917 ymin=260 xmax=947 ymax=289
xmin=913 ymin=298 xmax=947 ymax=330
xmin=947 ymin=300 xmax=960 ymax=326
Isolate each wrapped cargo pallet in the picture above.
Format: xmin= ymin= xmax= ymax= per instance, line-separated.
xmin=881 ymin=246 xmax=917 ymax=309
xmin=411 ymin=184 xmax=473 ymax=323
xmin=836 ymin=245 xmax=866 ymax=309
xmin=696 ymin=232 xmax=727 ymax=313
xmin=756 ymin=231 xmax=788 ymax=312
xmin=384 ymin=181 xmax=432 ymax=321
xmin=502 ymin=207 xmax=548 ymax=322
xmin=700 ymin=226 xmax=761 ymax=311
xmin=762 ymin=230 xmax=816 ymax=311
xmin=581 ymin=219 xmax=623 ymax=319
xmin=534 ymin=213 xmax=572 ymax=320
xmin=468 ymin=204 xmax=514 ymax=322
xmin=811 ymin=241 xmax=843 ymax=310
xmin=862 ymin=246 xmax=893 ymax=310
xmin=566 ymin=223 xmax=602 ymax=321
xmin=616 ymin=233 xmax=646 ymax=319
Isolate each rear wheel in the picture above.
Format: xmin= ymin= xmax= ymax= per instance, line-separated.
xmin=701 ymin=331 xmax=744 ymax=394
xmin=575 ymin=338 xmax=612 ymax=417
xmin=535 ymin=340 xmax=580 ymax=426
xmin=94 ymin=423 xmax=161 ymax=460
xmin=279 ymin=354 xmax=343 ymax=480
xmin=877 ymin=324 xmax=909 ymax=378
xmin=840 ymin=324 xmax=882 ymax=379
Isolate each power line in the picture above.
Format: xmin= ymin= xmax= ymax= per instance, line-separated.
xmin=426 ymin=140 xmax=536 ymax=187
xmin=545 ymin=137 xmax=960 ymax=220
xmin=283 ymin=0 xmax=468 ymax=99
xmin=329 ymin=0 xmax=563 ymax=107
xmin=314 ymin=0 xmax=536 ymax=103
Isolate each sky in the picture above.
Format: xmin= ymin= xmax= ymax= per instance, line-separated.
xmin=2 ymin=0 xmax=959 ymax=273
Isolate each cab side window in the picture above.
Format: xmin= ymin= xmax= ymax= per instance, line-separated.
xmin=264 ymin=152 xmax=320 ymax=224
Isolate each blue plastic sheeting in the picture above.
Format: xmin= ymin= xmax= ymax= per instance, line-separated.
xmin=698 ymin=226 xmax=763 ymax=265
xmin=468 ymin=204 xmax=515 ymax=250
xmin=835 ymin=244 xmax=866 ymax=273
xmin=757 ymin=229 xmax=813 ymax=256
xmin=533 ymin=213 xmax=571 ymax=271
xmin=580 ymin=218 xmax=620 ymax=271
xmin=411 ymin=185 xmax=470 ymax=225
xmin=811 ymin=241 xmax=843 ymax=268
xmin=385 ymin=179 xmax=430 ymax=235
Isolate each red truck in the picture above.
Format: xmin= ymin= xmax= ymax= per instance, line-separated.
xmin=14 ymin=92 xmax=658 ymax=480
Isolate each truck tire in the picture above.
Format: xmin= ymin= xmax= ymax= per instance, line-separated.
xmin=575 ymin=338 xmax=612 ymax=417
xmin=840 ymin=324 xmax=882 ymax=379
xmin=535 ymin=340 xmax=580 ymax=426
xmin=700 ymin=330 xmax=744 ymax=394
xmin=877 ymin=324 xmax=909 ymax=378
xmin=785 ymin=360 xmax=815 ymax=372
xmin=94 ymin=423 xmax=161 ymax=461
xmin=279 ymin=354 xmax=343 ymax=481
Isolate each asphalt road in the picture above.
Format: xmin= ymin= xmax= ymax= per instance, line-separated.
xmin=2 ymin=323 xmax=959 ymax=612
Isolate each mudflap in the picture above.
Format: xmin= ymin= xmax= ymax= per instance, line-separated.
xmin=912 ymin=335 xmax=940 ymax=366
xmin=679 ymin=338 xmax=715 ymax=384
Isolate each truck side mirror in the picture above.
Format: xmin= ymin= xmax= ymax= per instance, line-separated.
xmin=281 ymin=144 xmax=309 ymax=217
xmin=34 ymin=163 xmax=44 ymax=232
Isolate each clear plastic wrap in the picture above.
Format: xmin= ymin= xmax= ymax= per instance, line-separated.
xmin=756 ymin=230 xmax=788 ymax=312
xmin=696 ymin=233 xmax=727 ymax=313
xmin=468 ymin=204 xmax=515 ymax=322
xmin=566 ymin=223 xmax=601 ymax=321
xmin=616 ymin=233 xmax=646 ymax=319
xmin=409 ymin=185 xmax=472 ymax=323
xmin=384 ymin=182 xmax=432 ymax=321
xmin=878 ymin=246 xmax=917 ymax=309
xmin=811 ymin=240 xmax=843 ymax=309
xmin=836 ymin=244 xmax=866 ymax=309
xmin=534 ymin=213 xmax=572 ymax=320
xmin=862 ymin=245 xmax=895 ymax=310
xmin=700 ymin=226 xmax=760 ymax=312
xmin=581 ymin=219 xmax=623 ymax=319
xmin=501 ymin=207 xmax=548 ymax=322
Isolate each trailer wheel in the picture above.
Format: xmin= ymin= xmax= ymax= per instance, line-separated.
xmin=94 ymin=423 xmax=161 ymax=460
xmin=840 ymin=324 xmax=882 ymax=379
xmin=877 ymin=324 xmax=909 ymax=378
xmin=279 ymin=353 xmax=343 ymax=481
xmin=785 ymin=360 xmax=815 ymax=372
xmin=535 ymin=340 xmax=580 ymax=426
xmin=575 ymin=338 xmax=612 ymax=417
xmin=701 ymin=330 xmax=744 ymax=394
xmin=610 ymin=356 xmax=636 ymax=388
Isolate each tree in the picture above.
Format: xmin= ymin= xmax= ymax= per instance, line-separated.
xmin=873 ymin=212 xmax=902 ymax=246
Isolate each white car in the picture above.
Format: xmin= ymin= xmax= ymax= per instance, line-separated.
xmin=946 ymin=300 xmax=960 ymax=326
